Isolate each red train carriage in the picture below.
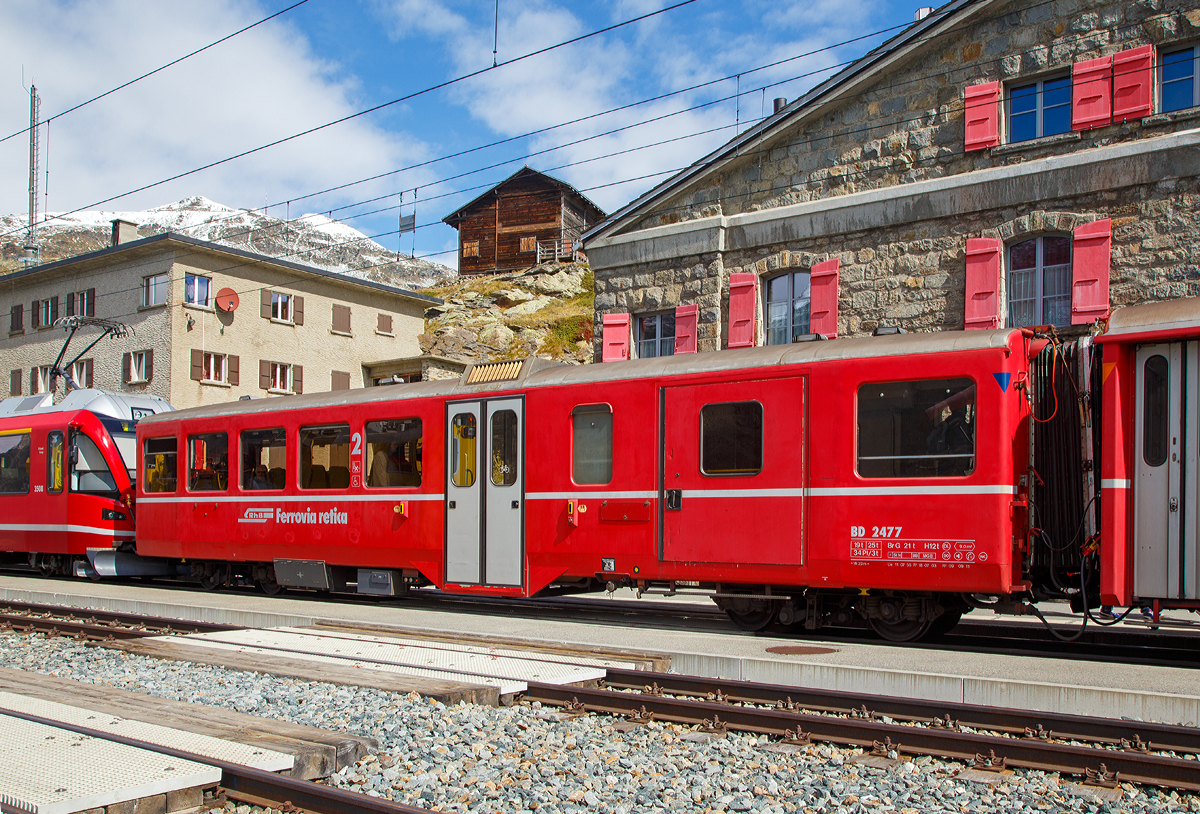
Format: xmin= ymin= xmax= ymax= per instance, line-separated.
xmin=0 ymin=389 xmax=172 ymax=575
xmin=135 ymin=327 xmax=1035 ymax=639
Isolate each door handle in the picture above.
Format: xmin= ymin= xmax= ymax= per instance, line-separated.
xmin=448 ymin=500 xmax=456 ymax=509
xmin=1170 ymin=497 xmax=1179 ymax=513
xmin=665 ymin=489 xmax=682 ymax=511
xmin=511 ymin=500 xmax=519 ymax=509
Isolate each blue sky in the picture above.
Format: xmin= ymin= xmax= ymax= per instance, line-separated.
xmin=0 ymin=1 xmax=921 ymax=270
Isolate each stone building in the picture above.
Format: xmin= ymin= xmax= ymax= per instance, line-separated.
xmin=583 ymin=0 xmax=1200 ymax=360
xmin=1 ymin=223 xmax=439 ymax=409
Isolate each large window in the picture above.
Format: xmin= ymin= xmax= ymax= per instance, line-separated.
xmin=1162 ymin=46 xmax=1199 ymax=113
xmin=700 ymin=402 xmax=763 ymax=476
xmin=31 ymin=366 xmax=51 ymax=395
xmin=490 ymin=410 xmax=519 ymax=486
xmin=202 ymin=352 xmax=226 ymax=383
xmin=144 ymin=274 xmax=168 ymax=307
xmin=1008 ymin=75 xmax=1071 ymax=142
xmin=858 ymin=378 xmax=976 ymax=478
xmin=187 ymin=432 xmax=228 ymax=491
xmin=366 ymin=419 xmax=422 ymax=488
xmin=766 ymin=271 xmax=811 ymax=344
xmin=300 ymin=424 xmax=351 ymax=489
xmin=0 ymin=433 xmax=31 ymax=494
xmin=129 ymin=350 xmax=152 ymax=384
xmin=143 ymin=437 xmax=177 ymax=493
xmin=1007 ymin=235 xmax=1071 ymax=328
xmin=70 ymin=289 xmax=94 ymax=317
xmin=450 ymin=413 xmax=477 ymax=487
xmin=637 ymin=313 xmax=674 ymax=359
xmin=1142 ymin=355 xmax=1169 ymax=467
xmin=71 ymin=359 xmax=93 ymax=389
xmin=272 ymin=292 xmax=292 ymax=322
xmin=572 ymin=405 xmax=613 ymax=485
xmin=270 ymin=362 xmax=292 ymax=392
xmin=185 ymin=274 xmax=211 ymax=307
xmin=46 ymin=431 xmax=64 ymax=493
xmin=71 ymin=432 xmax=119 ymax=496
xmin=242 ymin=428 xmax=286 ymax=490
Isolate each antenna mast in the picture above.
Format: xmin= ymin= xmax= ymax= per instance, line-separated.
xmin=23 ymin=85 xmax=41 ymax=268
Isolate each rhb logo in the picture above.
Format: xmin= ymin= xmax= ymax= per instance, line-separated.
xmin=238 ymin=507 xmax=274 ymax=524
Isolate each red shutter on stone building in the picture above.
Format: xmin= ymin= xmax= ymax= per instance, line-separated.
xmin=601 ymin=313 xmax=630 ymax=362
xmin=1113 ymin=45 xmax=1154 ymax=122
xmin=963 ymin=82 xmax=1000 ymax=151
xmin=674 ymin=304 xmax=699 ymax=354
xmin=727 ymin=273 xmax=757 ymax=348
xmin=964 ymin=238 xmax=1003 ymax=330
xmin=1072 ymin=56 xmax=1112 ymax=130
xmin=1071 ymin=219 xmax=1112 ymax=325
xmin=809 ymin=259 xmax=840 ymax=339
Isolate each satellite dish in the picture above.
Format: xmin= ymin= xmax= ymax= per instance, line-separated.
xmin=216 ymin=288 xmax=240 ymax=312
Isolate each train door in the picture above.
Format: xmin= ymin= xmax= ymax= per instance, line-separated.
xmin=1133 ymin=343 xmax=1199 ymax=600
xmin=44 ymin=429 xmax=67 ymax=552
xmin=444 ymin=398 xmax=524 ymax=587
xmin=660 ymin=377 xmax=806 ymax=565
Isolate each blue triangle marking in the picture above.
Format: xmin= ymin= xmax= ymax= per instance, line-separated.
xmin=993 ymin=372 xmax=1011 ymax=392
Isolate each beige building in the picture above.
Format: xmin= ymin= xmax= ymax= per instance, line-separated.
xmin=1 ymin=223 xmax=440 ymax=409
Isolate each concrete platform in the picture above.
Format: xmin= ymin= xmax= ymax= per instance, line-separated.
xmin=2 ymin=575 xmax=1199 ymax=726
xmin=0 ymin=712 xmax=219 ymax=814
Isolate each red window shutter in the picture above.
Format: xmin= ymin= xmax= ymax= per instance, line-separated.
xmin=964 ymin=238 xmax=1003 ymax=330
xmin=601 ymin=313 xmax=630 ymax=362
xmin=963 ymin=82 xmax=1000 ymax=151
xmin=1071 ymin=219 xmax=1112 ymax=324
xmin=809 ymin=259 xmax=840 ymax=339
xmin=674 ymin=304 xmax=699 ymax=354
xmin=1072 ymin=56 xmax=1112 ymax=130
xmin=727 ymin=272 xmax=757 ymax=348
xmin=1113 ymin=45 xmax=1154 ymax=122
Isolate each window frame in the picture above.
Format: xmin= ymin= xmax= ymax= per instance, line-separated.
xmin=271 ymin=292 xmax=293 ymax=323
xmin=32 ymin=366 xmax=52 ymax=395
xmin=202 ymin=352 xmax=226 ymax=384
xmin=143 ymin=273 xmax=169 ymax=308
xmin=1006 ymin=73 xmax=1071 ymax=143
xmin=130 ymin=351 xmax=150 ymax=384
xmin=299 ymin=423 xmax=352 ymax=490
xmin=856 ymin=377 xmax=977 ymax=479
xmin=37 ymin=297 xmax=53 ymax=328
xmin=571 ymin=403 xmax=613 ymax=486
xmin=270 ymin=362 xmax=292 ymax=393
xmin=1006 ymin=234 xmax=1072 ymax=328
xmin=765 ymin=270 xmax=812 ymax=345
xmin=72 ymin=289 xmax=94 ymax=317
xmin=366 ymin=418 xmax=423 ymax=489
xmin=1161 ymin=44 xmax=1200 ymax=113
xmin=71 ymin=358 xmax=94 ymax=389
xmin=636 ymin=312 xmax=675 ymax=359
xmin=46 ymin=430 xmax=65 ymax=494
xmin=241 ymin=428 xmax=287 ymax=491
xmin=0 ymin=432 xmax=32 ymax=495
xmin=143 ymin=436 xmax=178 ymax=494
xmin=186 ymin=431 xmax=229 ymax=492
xmin=699 ymin=400 xmax=764 ymax=477
xmin=462 ymin=240 xmax=480 ymax=258
xmin=184 ymin=274 xmax=212 ymax=308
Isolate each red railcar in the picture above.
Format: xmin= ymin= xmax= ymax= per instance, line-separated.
xmin=0 ymin=389 xmax=172 ymax=574
xmin=135 ymin=327 xmax=1035 ymax=639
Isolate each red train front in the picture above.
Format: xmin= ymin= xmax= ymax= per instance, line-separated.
xmin=134 ymin=327 xmax=1036 ymax=639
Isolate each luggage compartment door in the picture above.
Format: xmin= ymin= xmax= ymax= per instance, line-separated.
xmin=661 ymin=377 xmax=806 ymax=565
xmin=1133 ymin=342 xmax=1199 ymax=600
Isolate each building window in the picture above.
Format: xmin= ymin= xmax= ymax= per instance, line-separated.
xmin=332 ymin=304 xmax=351 ymax=334
xmin=520 ymin=236 xmax=536 ymax=252
xmin=9 ymin=304 xmax=23 ymax=335
xmin=144 ymin=274 xmax=168 ymax=307
xmin=272 ymin=292 xmax=292 ymax=322
xmin=462 ymin=241 xmax=479 ymax=258
xmin=69 ymin=289 xmax=95 ymax=317
xmin=271 ymin=363 xmax=291 ymax=392
xmin=202 ymin=352 xmax=226 ymax=383
xmin=36 ymin=297 xmax=53 ymax=328
xmin=1162 ymin=46 xmax=1199 ymax=113
xmin=128 ymin=350 xmax=153 ymax=383
xmin=185 ymin=274 xmax=211 ymax=307
xmin=766 ymin=271 xmax=811 ymax=345
xmin=377 ymin=314 xmax=393 ymax=335
xmin=1007 ymin=75 xmax=1071 ymax=142
xmin=1007 ymin=235 xmax=1071 ymax=327
xmin=31 ymin=366 xmax=51 ymax=394
xmin=636 ymin=313 xmax=675 ymax=358
xmin=71 ymin=359 xmax=93 ymax=389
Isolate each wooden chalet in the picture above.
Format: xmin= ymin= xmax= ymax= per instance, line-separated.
xmin=443 ymin=167 xmax=606 ymax=274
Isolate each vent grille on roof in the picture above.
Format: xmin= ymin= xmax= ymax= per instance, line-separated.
xmin=465 ymin=360 xmax=525 ymax=384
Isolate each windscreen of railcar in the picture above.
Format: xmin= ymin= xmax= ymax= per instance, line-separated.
xmin=99 ymin=417 xmax=138 ymax=482
xmin=857 ymin=378 xmax=976 ymax=478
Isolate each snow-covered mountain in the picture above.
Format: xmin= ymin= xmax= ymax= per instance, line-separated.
xmin=0 ymin=196 xmax=455 ymax=289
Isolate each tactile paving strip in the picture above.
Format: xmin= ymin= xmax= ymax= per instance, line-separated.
xmin=0 ymin=692 xmax=293 ymax=772
xmin=0 ymin=713 xmax=219 ymax=814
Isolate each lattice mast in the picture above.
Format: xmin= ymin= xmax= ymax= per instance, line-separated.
xmin=23 ymin=85 xmax=41 ymax=268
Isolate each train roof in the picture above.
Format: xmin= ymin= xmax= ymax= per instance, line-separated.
xmin=0 ymin=389 xmax=173 ymax=423
xmin=1099 ymin=297 xmax=1200 ymax=344
xmin=139 ymin=327 xmax=1021 ymax=426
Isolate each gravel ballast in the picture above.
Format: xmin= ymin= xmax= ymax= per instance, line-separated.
xmin=2 ymin=632 xmax=1198 ymax=814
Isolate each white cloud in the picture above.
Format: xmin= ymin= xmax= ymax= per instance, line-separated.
xmin=0 ymin=0 xmax=439 ymax=231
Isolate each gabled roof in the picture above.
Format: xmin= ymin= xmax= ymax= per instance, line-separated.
xmin=443 ymin=166 xmax=606 ymax=227
xmin=583 ymin=0 xmax=994 ymax=244
xmin=1 ymin=231 xmax=441 ymax=305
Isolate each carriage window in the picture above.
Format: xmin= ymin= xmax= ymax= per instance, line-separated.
xmin=47 ymin=431 xmax=64 ymax=494
xmin=700 ymin=401 xmax=763 ymax=476
xmin=857 ymin=378 xmax=976 ymax=478
xmin=100 ymin=417 xmax=138 ymax=482
xmin=572 ymin=404 xmax=613 ymax=485
xmin=450 ymin=413 xmax=477 ymax=487
xmin=143 ymin=437 xmax=177 ymax=493
xmin=72 ymin=432 xmax=119 ymax=497
xmin=242 ymin=428 xmax=286 ymax=490
xmin=1143 ymin=355 xmax=1169 ymax=467
xmin=0 ymin=433 xmax=31 ymax=494
xmin=187 ymin=432 xmax=229 ymax=491
xmin=300 ymin=424 xmax=352 ymax=489
xmin=491 ymin=410 xmax=519 ymax=486
xmin=367 ymin=419 xmax=422 ymax=488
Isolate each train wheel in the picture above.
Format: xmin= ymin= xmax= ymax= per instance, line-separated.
xmin=725 ymin=607 xmax=778 ymax=631
xmin=868 ymin=616 xmax=933 ymax=642
xmin=922 ymin=610 xmax=963 ymax=639
xmin=258 ymin=577 xmax=284 ymax=596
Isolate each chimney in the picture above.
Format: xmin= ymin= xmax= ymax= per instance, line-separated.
xmin=111 ymin=219 xmax=138 ymax=246
xmin=914 ymin=6 xmax=934 ymax=20
xmin=773 ymin=97 xmax=788 ymax=114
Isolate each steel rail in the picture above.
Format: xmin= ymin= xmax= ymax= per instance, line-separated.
xmin=0 ymin=708 xmax=431 ymax=814
xmin=0 ymin=600 xmax=240 ymax=634
xmin=601 ymin=668 xmax=1200 ymax=755
xmin=0 ymin=613 xmax=152 ymax=640
xmin=525 ymin=683 xmax=1200 ymax=791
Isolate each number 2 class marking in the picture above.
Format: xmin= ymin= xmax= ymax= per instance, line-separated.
xmin=351 ymin=432 xmax=362 ymax=456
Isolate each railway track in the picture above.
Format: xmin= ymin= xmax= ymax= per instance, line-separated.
xmin=0 ymin=599 xmax=240 ymax=640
